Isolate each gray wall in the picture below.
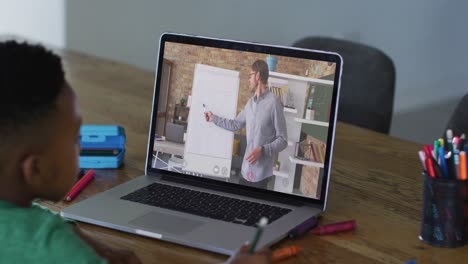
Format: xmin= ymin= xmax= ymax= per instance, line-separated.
xmin=65 ymin=0 xmax=468 ymax=144
xmin=0 ymin=0 xmax=65 ymax=47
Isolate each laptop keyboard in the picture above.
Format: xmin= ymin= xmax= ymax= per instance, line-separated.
xmin=120 ymin=182 xmax=291 ymax=226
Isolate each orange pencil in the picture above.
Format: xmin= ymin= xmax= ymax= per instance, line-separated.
xmin=272 ymin=245 xmax=301 ymax=262
xmin=64 ymin=169 xmax=95 ymax=202
xmin=459 ymin=151 xmax=467 ymax=180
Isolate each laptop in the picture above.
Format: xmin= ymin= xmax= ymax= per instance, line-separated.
xmin=61 ymin=33 xmax=343 ymax=255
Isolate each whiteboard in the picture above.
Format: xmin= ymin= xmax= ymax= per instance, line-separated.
xmin=184 ymin=64 xmax=239 ymax=178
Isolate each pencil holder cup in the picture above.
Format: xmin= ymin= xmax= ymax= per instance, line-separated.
xmin=419 ymin=172 xmax=468 ymax=247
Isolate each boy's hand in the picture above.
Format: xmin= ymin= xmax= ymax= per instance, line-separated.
xmin=224 ymin=243 xmax=272 ymax=264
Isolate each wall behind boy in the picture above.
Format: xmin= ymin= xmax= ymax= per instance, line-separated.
xmin=63 ymin=0 xmax=468 ymax=144
xmin=0 ymin=0 xmax=65 ymax=48
xmin=2 ymin=1 xmax=466 ymax=143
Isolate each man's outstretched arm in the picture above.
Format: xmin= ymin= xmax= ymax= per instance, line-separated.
xmin=206 ymin=108 xmax=246 ymax=132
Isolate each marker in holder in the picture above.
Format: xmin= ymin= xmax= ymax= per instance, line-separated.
xmin=419 ymin=172 xmax=468 ymax=247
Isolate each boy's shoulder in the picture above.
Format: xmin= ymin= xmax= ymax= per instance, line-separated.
xmin=0 ymin=200 xmax=106 ymax=264
xmin=0 ymin=200 xmax=68 ymax=234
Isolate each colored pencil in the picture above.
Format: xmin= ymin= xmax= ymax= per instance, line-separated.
xmin=65 ymin=169 xmax=95 ymax=202
xmin=272 ymin=245 xmax=301 ymax=262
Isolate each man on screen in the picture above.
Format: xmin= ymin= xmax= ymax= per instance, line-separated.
xmin=205 ymin=60 xmax=287 ymax=189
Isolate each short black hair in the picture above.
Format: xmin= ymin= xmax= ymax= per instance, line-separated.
xmin=0 ymin=41 xmax=65 ymax=140
xmin=252 ymin=60 xmax=269 ymax=85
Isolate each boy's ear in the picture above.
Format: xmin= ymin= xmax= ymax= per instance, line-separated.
xmin=21 ymin=155 xmax=44 ymax=190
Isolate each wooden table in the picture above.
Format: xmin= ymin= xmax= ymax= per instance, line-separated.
xmin=38 ymin=49 xmax=468 ymax=264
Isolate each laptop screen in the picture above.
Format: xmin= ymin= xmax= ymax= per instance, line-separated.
xmin=147 ymin=33 xmax=342 ymax=205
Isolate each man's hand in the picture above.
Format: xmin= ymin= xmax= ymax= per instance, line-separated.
xmin=205 ymin=111 xmax=214 ymax=122
xmin=246 ymin=146 xmax=263 ymax=165
xmin=224 ymin=243 xmax=271 ymax=264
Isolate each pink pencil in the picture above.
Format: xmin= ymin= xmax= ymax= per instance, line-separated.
xmin=310 ymin=220 xmax=356 ymax=235
xmin=65 ymin=169 xmax=95 ymax=202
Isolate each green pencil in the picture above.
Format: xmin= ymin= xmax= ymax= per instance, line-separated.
xmin=248 ymin=217 xmax=268 ymax=254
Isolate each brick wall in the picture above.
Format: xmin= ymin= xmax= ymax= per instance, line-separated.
xmin=163 ymin=42 xmax=336 ymax=125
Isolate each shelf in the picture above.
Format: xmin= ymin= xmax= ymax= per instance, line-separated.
xmin=294 ymin=118 xmax=329 ymax=127
xmin=273 ymin=170 xmax=289 ymax=178
xmin=283 ymin=107 xmax=298 ymax=114
xmin=289 ymin=156 xmax=324 ymax=168
xmin=269 ymin=71 xmax=334 ymax=86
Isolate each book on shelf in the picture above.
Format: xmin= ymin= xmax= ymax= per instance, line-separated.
xmin=269 ymin=85 xmax=284 ymax=105
xmin=309 ymin=142 xmax=318 ymax=162
xmin=302 ymin=135 xmax=327 ymax=163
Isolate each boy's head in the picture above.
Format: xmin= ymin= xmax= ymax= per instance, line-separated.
xmin=0 ymin=41 xmax=82 ymax=203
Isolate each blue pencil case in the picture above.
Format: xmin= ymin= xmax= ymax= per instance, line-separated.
xmin=79 ymin=125 xmax=126 ymax=149
xmin=79 ymin=150 xmax=125 ymax=169
xmin=79 ymin=125 xmax=126 ymax=169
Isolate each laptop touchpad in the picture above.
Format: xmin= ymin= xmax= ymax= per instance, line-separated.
xmin=129 ymin=211 xmax=203 ymax=235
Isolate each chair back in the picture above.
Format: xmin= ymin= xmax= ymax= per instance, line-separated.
xmin=294 ymin=37 xmax=396 ymax=134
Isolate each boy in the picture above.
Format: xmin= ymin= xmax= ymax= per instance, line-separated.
xmin=0 ymin=41 xmax=271 ymax=264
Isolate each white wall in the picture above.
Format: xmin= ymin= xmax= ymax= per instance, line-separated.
xmin=0 ymin=0 xmax=65 ymax=48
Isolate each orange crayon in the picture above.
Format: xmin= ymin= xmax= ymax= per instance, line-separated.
xmin=272 ymin=245 xmax=301 ymax=262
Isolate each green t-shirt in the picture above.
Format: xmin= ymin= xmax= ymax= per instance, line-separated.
xmin=0 ymin=200 xmax=107 ymax=264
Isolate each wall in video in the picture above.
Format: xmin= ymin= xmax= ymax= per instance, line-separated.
xmin=151 ymin=42 xmax=336 ymax=199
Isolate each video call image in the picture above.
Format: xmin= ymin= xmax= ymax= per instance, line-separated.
xmin=151 ymin=42 xmax=336 ymax=199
